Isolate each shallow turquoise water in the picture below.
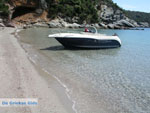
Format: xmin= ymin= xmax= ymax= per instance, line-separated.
xmin=19 ymin=28 xmax=150 ymax=113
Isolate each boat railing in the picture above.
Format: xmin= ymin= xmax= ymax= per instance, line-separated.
xmin=113 ymin=33 xmax=118 ymax=36
xmin=91 ymin=26 xmax=98 ymax=34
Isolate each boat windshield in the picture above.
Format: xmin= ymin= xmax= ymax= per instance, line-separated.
xmin=84 ymin=26 xmax=97 ymax=34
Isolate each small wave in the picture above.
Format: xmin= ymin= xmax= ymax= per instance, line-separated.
xmin=15 ymin=29 xmax=78 ymax=113
xmin=42 ymin=68 xmax=78 ymax=113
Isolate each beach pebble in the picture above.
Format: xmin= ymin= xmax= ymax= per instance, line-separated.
xmin=0 ymin=23 xmax=5 ymax=27
xmin=0 ymin=18 xmax=3 ymax=23
xmin=5 ymin=22 xmax=15 ymax=28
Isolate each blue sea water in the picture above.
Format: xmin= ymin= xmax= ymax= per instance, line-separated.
xmin=19 ymin=28 xmax=150 ymax=113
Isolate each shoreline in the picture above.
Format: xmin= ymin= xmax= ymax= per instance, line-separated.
xmin=15 ymin=22 xmax=148 ymax=30
xmin=9 ymin=27 xmax=150 ymax=113
xmin=18 ymin=22 xmax=148 ymax=30
xmin=15 ymin=28 xmax=78 ymax=113
xmin=0 ymin=27 xmax=75 ymax=113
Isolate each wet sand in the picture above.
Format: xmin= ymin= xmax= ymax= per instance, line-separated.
xmin=0 ymin=28 xmax=74 ymax=113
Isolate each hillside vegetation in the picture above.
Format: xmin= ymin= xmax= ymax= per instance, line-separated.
xmin=0 ymin=0 xmax=150 ymax=26
xmin=0 ymin=0 xmax=9 ymax=16
xmin=45 ymin=0 xmax=124 ymax=23
xmin=46 ymin=0 xmax=99 ymax=23
xmin=99 ymin=0 xmax=123 ymax=11
xmin=125 ymin=11 xmax=150 ymax=25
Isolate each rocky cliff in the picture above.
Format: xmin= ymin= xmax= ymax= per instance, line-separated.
xmin=97 ymin=4 xmax=141 ymax=29
xmin=0 ymin=0 xmax=149 ymax=28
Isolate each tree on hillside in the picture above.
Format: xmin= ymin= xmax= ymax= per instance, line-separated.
xmin=46 ymin=0 xmax=99 ymax=23
xmin=0 ymin=0 xmax=9 ymax=16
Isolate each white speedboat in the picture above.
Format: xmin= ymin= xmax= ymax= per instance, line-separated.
xmin=48 ymin=28 xmax=121 ymax=49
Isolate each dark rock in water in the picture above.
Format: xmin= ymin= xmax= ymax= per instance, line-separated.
xmin=23 ymin=25 xmax=27 ymax=29
xmin=0 ymin=18 xmax=5 ymax=27
xmin=130 ymin=28 xmax=145 ymax=30
xmin=106 ymin=19 xmax=136 ymax=29
xmin=138 ymin=22 xmax=149 ymax=28
xmin=47 ymin=19 xmax=62 ymax=28
xmin=0 ymin=18 xmax=3 ymax=23
xmin=107 ymin=24 xmax=115 ymax=29
xmin=0 ymin=23 xmax=5 ymax=27
xmin=23 ymin=24 xmax=32 ymax=29
xmin=33 ymin=23 xmax=49 ymax=27
xmin=116 ymin=20 xmax=135 ymax=27
xmin=94 ymin=23 xmax=101 ymax=28
xmin=4 ymin=21 xmax=15 ymax=28
xmin=114 ymin=25 xmax=122 ymax=29
xmin=99 ymin=23 xmax=108 ymax=29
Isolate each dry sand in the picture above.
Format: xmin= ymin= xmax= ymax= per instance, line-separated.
xmin=0 ymin=27 xmax=73 ymax=113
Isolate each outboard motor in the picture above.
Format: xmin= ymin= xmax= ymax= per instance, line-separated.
xmin=113 ymin=33 xmax=118 ymax=36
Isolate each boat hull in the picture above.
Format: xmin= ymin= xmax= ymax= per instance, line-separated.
xmin=55 ymin=37 xmax=121 ymax=49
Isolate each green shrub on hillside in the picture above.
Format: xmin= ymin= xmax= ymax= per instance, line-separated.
xmin=125 ymin=11 xmax=150 ymax=25
xmin=99 ymin=0 xmax=124 ymax=11
xmin=0 ymin=0 xmax=9 ymax=16
xmin=46 ymin=0 xmax=99 ymax=24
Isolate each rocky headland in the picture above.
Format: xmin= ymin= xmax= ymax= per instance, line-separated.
xmin=0 ymin=0 xmax=149 ymax=29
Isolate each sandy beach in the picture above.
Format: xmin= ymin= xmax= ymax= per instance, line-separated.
xmin=0 ymin=27 xmax=74 ymax=113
